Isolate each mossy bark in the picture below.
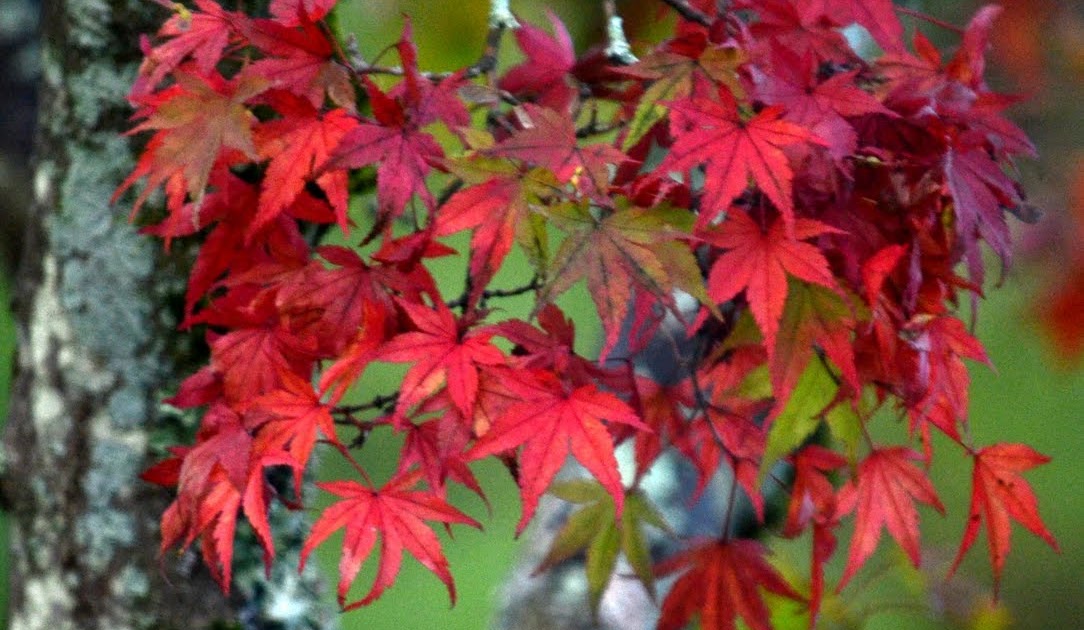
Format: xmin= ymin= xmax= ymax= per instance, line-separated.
xmin=1 ymin=0 xmax=334 ymax=627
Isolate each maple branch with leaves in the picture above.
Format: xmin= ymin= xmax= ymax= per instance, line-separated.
xmin=118 ymin=0 xmax=1059 ymax=628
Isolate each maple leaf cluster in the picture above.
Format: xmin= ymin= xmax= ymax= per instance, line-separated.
xmin=121 ymin=0 xmax=1059 ymax=626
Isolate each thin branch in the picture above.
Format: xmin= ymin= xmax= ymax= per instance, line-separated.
xmin=447 ymin=276 xmax=543 ymax=311
xmin=660 ymin=0 xmax=713 ymax=27
xmin=603 ymin=0 xmax=638 ymax=65
xmin=332 ymin=392 xmax=399 ymax=415
xmin=576 ymin=104 xmax=628 ymax=138
xmin=489 ymin=0 xmax=520 ymax=29
xmin=481 ymin=275 xmax=543 ymax=305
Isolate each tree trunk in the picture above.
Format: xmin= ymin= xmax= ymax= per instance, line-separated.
xmin=0 ymin=0 xmax=334 ymax=627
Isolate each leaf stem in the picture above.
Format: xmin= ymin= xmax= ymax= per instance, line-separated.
xmin=894 ymin=6 xmax=965 ymax=34
xmin=322 ymin=438 xmax=376 ymax=487
xmin=720 ymin=462 xmax=740 ymax=540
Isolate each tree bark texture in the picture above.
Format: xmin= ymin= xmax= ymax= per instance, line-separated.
xmin=1 ymin=0 xmax=335 ymax=628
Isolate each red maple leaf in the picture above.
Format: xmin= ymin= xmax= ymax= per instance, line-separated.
xmin=253 ymin=93 xmax=358 ymax=233
xmin=898 ymin=314 xmax=990 ymax=454
xmin=656 ymin=538 xmax=803 ymax=630
xmin=701 ymin=211 xmax=841 ymax=362
xmin=659 ymin=84 xmax=822 ymax=230
xmin=834 ymin=0 xmax=906 ymax=55
xmin=130 ymin=0 xmax=239 ymax=99
xmin=268 ymin=0 xmax=335 ymax=26
xmin=300 ymin=470 xmax=481 ymax=610
xmin=492 ymin=304 xmax=614 ymax=389
xmin=944 ymin=134 xmax=1019 ymax=285
xmin=277 ymin=244 xmax=421 ymax=356
xmin=377 ymin=300 xmax=506 ymax=423
xmin=950 ymin=443 xmax=1058 ymax=593
xmin=249 ymin=368 xmax=339 ymax=475
xmin=837 ymin=447 xmax=945 ymax=588
xmin=499 ymin=11 xmax=576 ymax=112
xmin=736 ymin=0 xmax=856 ymax=62
xmin=201 ymin=294 xmax=316 ymax=403
xmin=682 ymin=346 xmax=770 ymax=503
xmin=242 ymin=17 xmax=354 ymax=110
xmin=320 ymin=77 xmax=443 ymax=218
xmin=434 ymin=158 xmax=557 ymax=307
xmin=485 ymin=104 xmax=626 ymax=199
xmin=466 ymin=373 xmax=648 ymax=534
xmin=391 ymin=21 xmax=470 ymax=130
xmin=784 ymin=446 xmax=848 ymax=625
xmin=397 ymin=413 xmax=484 ymax=501
xmin=631 ymin=375 xmax=695 ymax=477
xmin=153 ymin=404 xmax=272 ymax=590
xmin=944 ymin=5 xmax=1002 ymax=89
xmin=754 ymin=47 xmax=895 ymax=159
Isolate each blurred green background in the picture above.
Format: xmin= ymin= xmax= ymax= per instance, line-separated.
xmin=3 ymin=0 xmax=1083 ymax=628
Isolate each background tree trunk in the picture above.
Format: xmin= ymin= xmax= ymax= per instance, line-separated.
xmin=0 ymin=0 xmax=334 ymax=627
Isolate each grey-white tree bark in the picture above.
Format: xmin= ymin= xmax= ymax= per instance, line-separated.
xmin=0 ymin=0 xmax=335 ymax=627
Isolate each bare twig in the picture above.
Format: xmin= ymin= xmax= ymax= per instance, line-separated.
xmin=488 ymin=0 xmax=519 ymax=29
xmin=576 ymin=118 xmax=628 ymax=139
xmin=603 ymin=0 xmax=638 ymax=65
xmin=332 ymin=392 xmax=399 ymax=415
xmin=447 ymin=276 xmax=543 ymax=311
xmin=660 ymin=0 xmax=713 ymax=27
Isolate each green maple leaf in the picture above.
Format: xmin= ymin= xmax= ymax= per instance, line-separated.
xmin=536 ymin=479 xmax=673 ymax=614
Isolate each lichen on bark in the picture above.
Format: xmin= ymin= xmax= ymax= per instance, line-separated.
xmin=2 ymin=0 xmax=335 ymax=627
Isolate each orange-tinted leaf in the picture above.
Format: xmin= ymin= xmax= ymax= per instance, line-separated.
xmin=119 ymin=70 xmax=269 ymax=216
xmin=378 ymin=300 xmax=505 ymax=423
xmin=539 ymin=201 xmax=708 ymax=361
xmin=771 ymin=281 xmax=860 ymax=413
